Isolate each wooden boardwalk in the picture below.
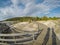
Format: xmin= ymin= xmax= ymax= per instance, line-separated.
xmin=33 ymin=27 xmax=60 ymax=45
xmin=0 ymin=22 xmax=60 ymax=45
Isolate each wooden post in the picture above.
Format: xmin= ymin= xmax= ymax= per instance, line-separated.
xmin=32 ymin=31 xmax=35 ymax=45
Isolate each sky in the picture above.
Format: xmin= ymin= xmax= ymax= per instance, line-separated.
xmin=0 ymin=0 xmax=60 ymax=21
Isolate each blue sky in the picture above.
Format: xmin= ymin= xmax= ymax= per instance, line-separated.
xmin=0 ymin=0 xmax=60 ymax=20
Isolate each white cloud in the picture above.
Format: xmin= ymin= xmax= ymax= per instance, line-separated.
xmin=0 ymin=0 xmax=60 ymax=20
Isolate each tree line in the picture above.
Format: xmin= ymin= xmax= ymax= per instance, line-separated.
xmin=5 ymin=16 xmax=60 ymax=22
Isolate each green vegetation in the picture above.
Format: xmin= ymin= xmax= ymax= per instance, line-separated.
xmin=5 ymin=16 xmax=60 ymax=22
